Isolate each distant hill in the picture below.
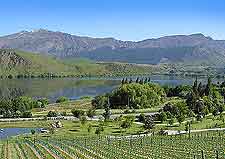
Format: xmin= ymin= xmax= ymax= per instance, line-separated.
xmin=1 ymin=30 xmax=225 ymax=66
xmin=0 ymin=49 xmax=160 ymax=77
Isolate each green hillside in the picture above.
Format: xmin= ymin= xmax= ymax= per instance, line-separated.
xmin=0 ymin=49 xmax=158 ymax=77
xmin=0 ymin=49 xmax=109 ymax=77
xmin=1 ymin=49 xmax=221 ymax=78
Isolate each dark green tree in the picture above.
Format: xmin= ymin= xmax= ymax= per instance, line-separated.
xmin=102 ymin=98 xmax=111 ymax=121
xmin=135 ymin=77 xmax=139 ymax=83
xmin=205 ymin=76 xmax=212 ymax=96
xmin=143 ymin=116 xmax=155 ymax=131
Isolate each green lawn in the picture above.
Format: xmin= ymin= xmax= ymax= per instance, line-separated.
xmin=31 ymin=99 xmax=92 ymax=117
xmin=155 ymin=113 xmax=225 ymax=131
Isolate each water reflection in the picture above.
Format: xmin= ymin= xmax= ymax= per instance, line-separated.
xmin=0 ymin=76 xmax=223 ymax=102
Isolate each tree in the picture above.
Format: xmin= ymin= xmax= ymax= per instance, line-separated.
xmin=8 ymin=74 xmax=13 ymax=79
xmin=120 ymin=116 xmax=135 ymax=130
xmin=166 ymin=111 xmax=172 ymax=119
xmin=168 ymin=118 xmax=175 ymax=126
xmin=196 ymin=100 xmax=209 ymax=116
xmin=158 ymin=112 xmax=167 ymax=123
xmin=87 ymin=124 xmax=92 ymax=133
xmin=137 ymin=113 xmax=146 ymax=123
xmin=144 ymin=78 xmax=148 ymax=83
xmin=109 ymin=83 xmax=165 ymax=109
xmin=21 ymin=111 xmax=32 ymax=118
xmin=205 ymin=76 xmax=212 ymax=96
xmin=139 ymin=78 xmax=144 ymax=84
xmin=92 ymin=95 xmax=108 ymax=109
xmin=80 ymin=116 xmax=87 ymax=126
xmin=124 ymin=78 xmax=128 ymax=84
xmin=12 ymin=96 xmax=36 ymax=113
xmin=37 ymin=98 xmax=49 ymax=108
xmin=129 ymin=78 xmax=133 ymax=83
xmin=102 ymin=98 xmax=111 ymax=121
xmin=95 ymin=125 xmax=104 ymax=135
xmin=86 ymin=108 xmax=96 ymax=118
xmin=121 ymin=78 xmax=125 ymax=85
xmin=193 ymin=76 xmax=198 ymax=96
xmin=31 ymin=129 xmax=36 ymax=135
xmin=47 ymin=111 xmax=58 ymax=117
xmin=135 ymin=77 xmax=139 ymax=83
xmin=71 ymin=109 xmax=85 ymax=118
xmin=219 ymin=113 xmax=225 ymax=123
xmin=198 ymin=82 xmax=204 ymax=97
xmin=144 ymin=116 xmax=155 ymax=131
xmin=177 ymin=114 xmax=185 ymax=124
xmin=56 ymin=96 xmax=69 ymax=103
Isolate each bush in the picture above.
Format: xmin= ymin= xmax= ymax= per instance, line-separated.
xmin=61 ymin=111 xmax=67 ymax=116
xmin=56 ymin=96 xmax=69 ymax=103
xmin=144 ymin=116 xmax=155 ymax=130
xmin=8 ymin=74 xmax=13 ymax=79
xmin=21 ymin=111 xmax=32 ymax=118
xmin=37 ymin=98 xmax=49 ymax=107
xmin=86 ymin=108 xmax=96 ymax=118
xmin=47 ymin=111 xmax=58 ymax=117
xmin=137 ymin=113 xmax=146 ymax=123
xmin=158 ymin=112 xmax=167 ymax=122
xmin=80 ymin=116 xmax=87 ymax=125
xmin=71 ymin=109 xmax=85 ymax=118
xmin=31 ymin=129 xmax=35 ymax=135
xmin=80 ymin=96 xmax=92 ymax=100
xmin=123 ymin=109 xmax=135 ymax=114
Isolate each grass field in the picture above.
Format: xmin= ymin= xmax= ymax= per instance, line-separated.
xmin=156 ymin=113 xmax=225 ymax=131
xmin=32 ymin=99 xmax=93 ymax=117
xmin=31 ymin=97 xmax=181 ymax=117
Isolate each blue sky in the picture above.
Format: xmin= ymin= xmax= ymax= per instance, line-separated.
xmin=0 ymin=0 xmax=225 ymax=41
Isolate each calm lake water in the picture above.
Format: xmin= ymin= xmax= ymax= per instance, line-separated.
xmin=0 ymin=75 xmax=223 ymax=102
xmin=0 ymin=128 xmax=41 ymax=139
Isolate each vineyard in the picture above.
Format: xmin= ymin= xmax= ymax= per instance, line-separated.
xmin=0 ymin=131 xmax=224 ymax=159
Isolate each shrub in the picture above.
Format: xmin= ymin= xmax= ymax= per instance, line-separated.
xmin=137 ymin=113 xmax=146 ymax=123
xmin=86 ymin=108 xmax=96 ymax=118
xmin=144 ymin=116 xmax=155 ymax=130
xmin=158 ymin=112 xmax=167 ymax=122
xmin=21 ymin=111 xmax=32 ymax=118
xmin=56 ymin=96 xmax=69 ymax=103
xmin=47 ymin=111 xmax=58 ymax=117
xmin=71 ymin=109 xmax=85 ymax=118
xmin=37 ymin=98 xmax=49 ymax=107
xmin=31 ymin=129 xmax=35 ymax=135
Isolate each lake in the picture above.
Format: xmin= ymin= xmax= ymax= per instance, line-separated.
xmin=0 ymin=75 xmax=223 ymax=102
xmin=0 ymin=128 xmax=41 ymax=139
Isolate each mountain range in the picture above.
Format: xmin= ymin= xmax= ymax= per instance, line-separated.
xmin=0 ymin=29 xmax=225 ymax=65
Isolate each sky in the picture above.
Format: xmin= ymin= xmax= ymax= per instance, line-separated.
xmin=0 ymin=0 xmax=225 ymax=41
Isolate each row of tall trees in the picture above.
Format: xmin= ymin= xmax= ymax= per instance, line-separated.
xmin=158 ymin=77 xmax=225 ymax=124
xmin=187 ymin=77 xmax=224 ymax=117
xmin=121 ymin=77 xmax=151 ymax=85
